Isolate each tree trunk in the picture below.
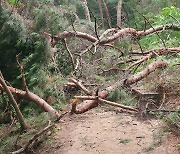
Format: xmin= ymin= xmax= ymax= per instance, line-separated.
xmin=97 ymin=0 xmax=104 ymax=29
xmin=102 ymin=0 xmax=112 ymax=28
xmin=0 ymin=73 xmax=28 ymax=130
xmin=124 ymin=61 xmax=167 ymax=85
xmin=82 ymin=0 xmax=91 ymax=22
xmin=117 ymin=0 xmax=122 ymax=27
xmin=0 ymin=84 xmax=60 ymax=117
xmin=70 ymin=61 xmax=167 ymax=114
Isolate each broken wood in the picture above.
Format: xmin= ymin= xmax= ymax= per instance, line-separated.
xmin=70 ymin=60 xmax=167 ymax=114
xmin=74 ymin=96 xmax=138 ymax=112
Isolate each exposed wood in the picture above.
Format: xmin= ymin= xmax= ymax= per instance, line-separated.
xmin=124 ymin=61 xmax=167 ymax=86
xmin=69 ymin=61 xmax=168 ymax=114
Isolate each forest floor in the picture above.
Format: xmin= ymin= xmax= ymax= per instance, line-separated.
xmin=37 ymin=106 xmax=179 ymax=154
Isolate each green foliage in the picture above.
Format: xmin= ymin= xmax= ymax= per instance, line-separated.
xmin=107 ymin=88 xmax=137 ymax=106
xmin=139 ymin=6 xmax=180 ymax=49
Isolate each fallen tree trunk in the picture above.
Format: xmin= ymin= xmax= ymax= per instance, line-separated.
xmin=70 ymin=61 xmax=167 ymax=114
xmin=0 ymin=84 xmax=60 ymax=117
xmin=124 ymin=61 xmax=167 ymax=85
xmin=74 ymin=96 xmax=138 ymax=112
xmin=45 ymin=24 xmax=180 ymax=47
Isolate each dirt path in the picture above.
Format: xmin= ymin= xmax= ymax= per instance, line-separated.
xmin=38 ymin=108 xmax=179 ymax=154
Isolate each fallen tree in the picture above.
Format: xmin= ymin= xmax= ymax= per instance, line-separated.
xmin=43 ymin=24 xmax=180 ymax=47
xmin=69 ymin=60 xmax=167 ymax=114
xmin=0 ymin=84 xmax=60 ymax=117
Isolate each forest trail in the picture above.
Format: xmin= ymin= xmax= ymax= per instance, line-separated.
xmin=38 ymin=107 xmax=179 ymax=154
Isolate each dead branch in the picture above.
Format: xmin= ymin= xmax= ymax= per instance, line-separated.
xmin=130 ymin=47 xmax=180 ymax=55
xmin=62 ymin=39 xmax=75 ymax=70
xmin=125 ymin=54 xmax=152 ymax=70
xmin=74 ymin=96 xmax=138 ymax=112
xmin=69 ymin=78 xmax=93 ymax=95
xmin=11 ymin=122 xmax=54 ymax=154
xmin=99 ymin=67 xmax=123 ymax=75
xmin=115 ymin=58 xmax=139 ymax=66
xmin=124 ymin=61 xmax=167 ymax=86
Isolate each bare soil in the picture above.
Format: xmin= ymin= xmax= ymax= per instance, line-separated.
xmin=38 ymin=107 xmax=180 ymax=154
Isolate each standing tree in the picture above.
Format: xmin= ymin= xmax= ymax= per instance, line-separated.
xmin=102 ymin=0 xmax=112 ymax=28
xmin=97 ymin=0 xmax=104 ymax=29
xmin=82 ymin=0 xmax=91 ymax=22
xmin=117 ymin=0 xmax=122 ymax=27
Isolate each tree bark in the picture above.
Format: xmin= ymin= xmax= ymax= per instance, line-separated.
xmin=75 ymin=96 xmax=138 ymax=112
xmin=82 ymin=0 xmax=91 ymax=22
xmin=0 ymin=73 xmax=28 ymax=130
xmin=117 ymin=0 xmax=123 ymax=27
xmin=0 ymin=84 xmax=60 ymax=117
xmin=124 ymin=61 xmax=167 ymax=85
xmin=70 ymin=61 xmax=167 ymax=114
xmin=102 ymin=0 xmax=112 ymax=28
xmin=97 ymin=0 xmax=104 ymax=29
xmin=45 ymin=24 xmax=179 ymax=47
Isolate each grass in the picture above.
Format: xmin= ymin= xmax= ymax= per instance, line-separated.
xmin=118 ymin=138 xmax=132 ymax=144
xmin=143 ymin=129 xmax=170 ymax=152
xmin=0 ymin=112 xmax=53 ymax=153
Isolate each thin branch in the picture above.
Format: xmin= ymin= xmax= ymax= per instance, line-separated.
xmin=16 ymin=52 xmax=29 ymax=93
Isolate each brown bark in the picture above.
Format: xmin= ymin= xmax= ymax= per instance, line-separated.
xmin=75 ymin=96 xmax=138 ymax=112
xmin=82 ymin=0 xmax=91 ymax=22
xmin=97 ymin=0 xmax=104 ymax=29
xmin=0 ymin=84 xmax=60 ymax=117
xmin=0 ymin=73 xmax=28 ymax=130
xmin=117 ymin=0 xmax=123 ymax=27
xmin=130 ymin=47 xmax=180 ymax=55
xmin=124 ymin=61 xmax=167 ymax=86
xmin=70 ymin=61 xmax=167 ymax=114
xmin=102 ymin=0 xmax=112 ymax=28
xmin=46 ymin=24 xmax=179 ymax=47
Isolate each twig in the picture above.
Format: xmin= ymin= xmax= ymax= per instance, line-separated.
xmin=16 ymin=52 xmax=29 ymax=93
xmin=11 ymin=121 xmax=54 ymax=154
xmin=135 ymin=9 xmax=167 ymax=48
xmin=62 ymin=39 xmax=75 ymax=70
